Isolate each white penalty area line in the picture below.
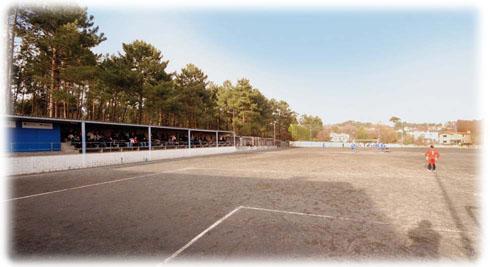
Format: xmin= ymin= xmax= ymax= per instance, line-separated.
xmin=163 ymin=205 xmax=390 ymax=263
xmin=163 ymin=205 xmax=476 ymax=263
xmin=5 ymin=167 xmax=191 ymax=202
xmin=163 ymin=205 xmax=244 ymax=263
xmin=242 ymin=206 xmax=390 ymax=225
xmin=243 ymin=206 xmax=474 ymax=235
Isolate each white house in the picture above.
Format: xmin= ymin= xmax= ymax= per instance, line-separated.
xmin=439 ymin=132 xmax=472 ymax=145
xmin=330 ymin=132 xmax=350 ymax=143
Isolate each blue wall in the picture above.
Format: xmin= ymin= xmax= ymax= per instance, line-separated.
xmin=8 ymin=121 xmax=61 ymax=152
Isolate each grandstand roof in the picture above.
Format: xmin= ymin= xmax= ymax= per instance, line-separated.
xmin=4 ymin=115 xmax=234 ymax=134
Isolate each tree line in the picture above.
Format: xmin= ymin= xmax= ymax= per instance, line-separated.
xmin=7 ymin=5 xmax=299 ymax=139
xmin=288 ymin=115 xmax=324 ymax=141
xmin=308 ymin=118 xmax=482 ymax=145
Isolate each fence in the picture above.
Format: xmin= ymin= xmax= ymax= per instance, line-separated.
xmin=75 ymin=140 xmax=235 ymax=153
xmin=7 ymin=137 xmax=281 ymax=156
xmin=289 ymin=141 xmax=349 ymax=148
xmin=8 ymin=142 xmax=61 ymax=152
xmin=237 ymin=136 xmax=289 ymax=148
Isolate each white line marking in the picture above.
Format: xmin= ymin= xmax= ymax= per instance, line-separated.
xmin=241 ymin=206 xmax=390 ymax=225
xmin=7 ymin=165 xmax=112 ymax=179
xmin=242 ymin=206 xmax=475 ymax=234
xmin=163 ymin=206 xmax=244 ymax=263
xmin=5 ymin=168 xmax=191 ymax=202
xmin=163 ymin=205 xmax=476 ymax=262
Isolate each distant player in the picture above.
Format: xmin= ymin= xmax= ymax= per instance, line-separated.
xmin=381 ymin=143 xmax=389 ymax=152
xmin=351 ymin=143 xmax=356 ymax=152
xmin=425 ymin=145 xmax=440 ymax=172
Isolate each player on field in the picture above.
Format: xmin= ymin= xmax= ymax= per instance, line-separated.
xmin=351 ymin=142 xmax=356 ymax=152
xmin=425 ymin=145 xmax=440 ymax=172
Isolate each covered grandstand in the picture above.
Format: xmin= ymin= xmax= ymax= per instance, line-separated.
xmin=5 ymin=115 xmax=236 ymax=155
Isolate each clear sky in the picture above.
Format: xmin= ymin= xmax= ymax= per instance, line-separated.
xmin=89 ymin=7 xmax=478 ymax=124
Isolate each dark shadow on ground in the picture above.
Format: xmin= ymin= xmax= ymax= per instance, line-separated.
xmin=9 ymin=170 xmax=444 ymax=261
xmin=465 ymin=206 xmax=479 ymax=228
xmin=407 ymin=220 xmax=441 ymax=258
xmin=434 ymin=173 xmax=476 ymax=259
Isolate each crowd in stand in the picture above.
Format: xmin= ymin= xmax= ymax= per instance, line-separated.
xmin=62 ymin=128 xmax=233 ymax=151
xmin=64 ymin=129 xmax=149 ymax=149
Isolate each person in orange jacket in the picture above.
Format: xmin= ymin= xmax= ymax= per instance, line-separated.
xmin=425 ymin=145 xmax=440 ymax=172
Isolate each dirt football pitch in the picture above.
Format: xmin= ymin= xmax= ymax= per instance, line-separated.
xmin=7 ymin=147 xmax=480 ymax=262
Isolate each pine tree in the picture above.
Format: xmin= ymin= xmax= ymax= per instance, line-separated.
xmin=119 ymin=40 xmax=172 ymax=124
xmin=13 ymin=5 xmax=105 ymax=118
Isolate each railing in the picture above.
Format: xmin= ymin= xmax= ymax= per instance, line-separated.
xmin=70 ymin=140 xmax=234 ymax=153
xmin=8 ymin=142 xmax=61 ymax=152
xmin=8 ymin=138 xmax=273 ymax=154
xmin=236 ymin=136 xmax=278 ymax=147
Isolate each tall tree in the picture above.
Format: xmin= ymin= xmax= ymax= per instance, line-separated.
xmin=389 ymin=116 xmax=401 ymax=128
xmin=174 ymin=64 xmax=212 ymax=128
xmin=6 ymin=6 xmax=19 ymax=113
xmin=119 ymin=40 xmax=171 ymax=124
xmin=95 ymin=55 xmax=139 ymax=121
xmin=299 ymin=114 xmax=323 ymax=139
xmin=270 ymin=99 xmax=296 ymax=140
xmin=14 ymin=5 xmax=105 ymax=118
xmin=215 ymin=80 xmax=239 ymax=132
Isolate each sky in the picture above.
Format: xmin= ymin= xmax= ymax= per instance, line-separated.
xmin=89 ymin=7 xmax=478 ymax=125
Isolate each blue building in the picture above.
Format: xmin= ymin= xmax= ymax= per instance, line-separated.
xmin=7 ymin=119 xmax=61 ymax=152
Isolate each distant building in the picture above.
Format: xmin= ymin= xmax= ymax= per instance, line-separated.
xmin=330 ymin=132 xmax=350 ymax=143
xmin=410 ymin=131 xmax=439 ymax=143
xmin=439 ymin=131 xmax=472 ymax=145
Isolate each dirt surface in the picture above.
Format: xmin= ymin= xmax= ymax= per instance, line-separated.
xmin=7 ymin=147 xmax=480 ymax=262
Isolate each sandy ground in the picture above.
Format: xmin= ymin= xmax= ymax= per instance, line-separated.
xmin=7 ymin=147 xmax=480 ymax=262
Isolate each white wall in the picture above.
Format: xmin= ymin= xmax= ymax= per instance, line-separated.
xmin=290 ymin=141 xmax=403 ymax=148
xmin=7 ymin=146 xmax=276 ymax=175
xmin=289 ymin=141 xmax=474 ymax=149
xmin=290 ymin=141 xmax=422 ymax=149
xmin=289 ymin=141 xmax=351 ymax=148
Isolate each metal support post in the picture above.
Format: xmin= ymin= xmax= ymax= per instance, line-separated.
xmin=216 ymin=131 xmax=219 ymax=147
xmin=148 ymin=126 xmax=152 ymax=150
xmin=81 ymin=121 xmax=86 ymax=167
xmin=148 ymin=126 xmax=152 ymax=161
xmin=81 ymin=121 xmax=86 ymax=154
xmin=273 ymin=122 xmax=276 ymax=146
xmin=188 ymin=129 xmax=191 ymax=149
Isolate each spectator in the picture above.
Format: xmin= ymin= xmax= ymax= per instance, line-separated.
xmin=87 ymin=131 xmax=96 ymax=141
